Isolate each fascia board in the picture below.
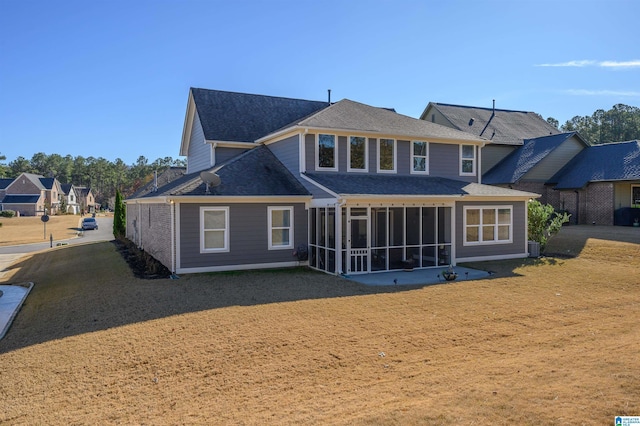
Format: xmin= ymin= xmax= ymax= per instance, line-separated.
xmin=164 ymin=195 xmax=312 ymax=204
xmin=206 ymin=140 xmax=257 ymax=148
xmin=179 ymin=91 xmax=196 ymax=156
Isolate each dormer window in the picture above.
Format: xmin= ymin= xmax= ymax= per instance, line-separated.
xmin=348 ymin=136 xmax=368 ymax=172
xmin=460 ymin=144 xmax=476 ymax=176
xmin=317 ymin=134 xmax=337 ymax=170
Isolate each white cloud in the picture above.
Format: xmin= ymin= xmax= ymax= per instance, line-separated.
xmin=536 ymin=60 xmax=595 ymax=67
xmin=599 ymin=60 xmax=640 ymax=68
xmin=537 ymin=60 xmax=640 ymax=68
xmin=564 ymin=89 xmax=640 ymax=97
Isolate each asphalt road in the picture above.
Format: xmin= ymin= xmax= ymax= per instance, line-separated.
xmin=0 ymin=216 xmax=115 ymax=255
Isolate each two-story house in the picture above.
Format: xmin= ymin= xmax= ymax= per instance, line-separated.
xmin=0 ymin=173 xmax=62 ymax=216
xmin=126 ymin=88 xmax=538 ymax=276
xmin=60 ymin=183 xmax=80 ymax=214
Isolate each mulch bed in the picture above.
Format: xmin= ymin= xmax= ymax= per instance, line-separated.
xmin=111 ymin=238 xmax=171 ymax=279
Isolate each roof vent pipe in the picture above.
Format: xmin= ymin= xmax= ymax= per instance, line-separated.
xmin=328 ymin=89 xmax=331 ymax=104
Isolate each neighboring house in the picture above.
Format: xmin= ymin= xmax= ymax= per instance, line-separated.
xmin=0 ymin=178 xmax=13 ymax=207
xmin=75 ymin=186 xmax=98 ymax=213
xmin=60 ymin=184 xmax=81 ymax=214
xmin=0 ymin=173 xmax=61 ymax=216
xmin=483 ymin=132 xmax=590 ymax=220
xmin=420 ymin=102 xmax=561 ymax=174
xmin=548 ymin=140 xmax=640 ymax=226
xmin=126 ymin=88 xmax=538 ymax=276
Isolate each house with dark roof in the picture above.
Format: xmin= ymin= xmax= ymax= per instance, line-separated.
xmin=74 ymin=186 xmax=99 ymax=214
xmin=0 ymin=173 xmax=62 ymax=216
xmin=548 ymin=140 xmax=640 ymax=225
xmin=60 ymin=183 xmax=80 ymax=214
xmin=420 ymin=102 xmax=561 ymax=174
xmin=126 ymin=88 xmax=539 ymax=276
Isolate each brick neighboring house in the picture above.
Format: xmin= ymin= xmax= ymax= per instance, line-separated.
xmin=0 ymin=173 xmax=62 ymax=216
xmin=549 ymin=140 xmax=640 ymax=226
xmin=75 ymin=186 xmax=99 ymax=214
xmin=420 ymin=102 xmax=640 ymax=226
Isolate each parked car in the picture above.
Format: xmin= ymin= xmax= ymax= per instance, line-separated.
xmin=82 ymin=217 xmax=98 ymax=230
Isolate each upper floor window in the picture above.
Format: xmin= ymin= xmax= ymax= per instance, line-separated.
xmin=268 ymin=206 xmax=294 ymax=250
xmin=348 ymin=136 xmax=368 ymax=172
xmin=317 ymin=134 xmax=337 ymax=170
xmin=460 ymin=144 xmax=476 ymax=175
xmin=632 ymin=185 xmax=640 ymax=207
xmin=378 ymin=138 xmax=396 ymax=173
xmin=200 ymin=206 xmax=229 ymax=252
xmin=464 ymin=206 xmax=512 ymax=245
xmin=411 ymin=141 xmax=429 ymax=174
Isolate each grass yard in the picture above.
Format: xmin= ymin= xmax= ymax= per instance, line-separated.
xmin=0 ymin=215 xmax=82 ymax=246
xmin=0 ymin=226 xmax=638 ymax=424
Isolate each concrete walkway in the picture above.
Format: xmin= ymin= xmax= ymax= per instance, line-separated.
xmin=342 ymin=266 xmax=491 ymax=286
xmin=0 ymin=282 xmax=33 ymax=340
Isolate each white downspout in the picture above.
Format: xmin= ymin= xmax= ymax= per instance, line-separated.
xmin=334 ymin=198 xmax=346 ymax=275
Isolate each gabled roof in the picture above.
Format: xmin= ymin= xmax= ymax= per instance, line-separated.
xmin=551 ymin=140 xmax=640 ymax=189
xmin=483 ymin=132 xmax=588 ymax=184
xmin=60 ymin=183 xmax=74 ymax=195
xmin=303 ymin=172 xmax=538 ymax=198
xmin=75 ymin=186 xmax=93 ymax=197
xmin=1 ymin=194 xmax=42 ymax=204
xmin=191 ymin=88 xmax=329 ymax=143
xmin=39 ymin=177 xmax=56 ymax=190
xmin=261 ymin=99 xmax=487 ymax=144
xmin=9 ymin=173 xmax=46 ymax=191
xmin=421 ymin=102 xmax=560 ymax=145
xmin=133 ymin=146 xmax=310 ymax=198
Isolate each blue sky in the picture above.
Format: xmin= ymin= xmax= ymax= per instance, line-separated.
xmin=1 ymin=0 xmax=638 ymax=165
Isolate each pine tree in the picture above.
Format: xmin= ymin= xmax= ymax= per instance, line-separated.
xmin=113 ymin=189 xmax=126 ymax=238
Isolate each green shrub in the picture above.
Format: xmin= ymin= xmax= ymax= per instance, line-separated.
xmin=0 ymin=210 xmax=16 ymax=218
xmin=528 ymin=200 xmax=570 ymax=251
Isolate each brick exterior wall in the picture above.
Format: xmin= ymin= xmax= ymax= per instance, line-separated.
xmin=583 ymin=182 xmax=615 ymax=225
xmin=126 ymin=203 xmax=174 ymax=271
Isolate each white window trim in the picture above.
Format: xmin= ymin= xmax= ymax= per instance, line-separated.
xmin=268 ymin=206 xmax=294 ymax=250
xmin=460 ymin=144 xmax=477 ymax=176
xmin=377 ymin=138 xmax=397 ymax=173
xmin=632 ymin=184 xmax=640 ymax=206
xmin=200 ymin=206 xmax=229 ymax=253
xmin=411 ymin=140 xmax=429 ymax=175
xmin=347 ymin=135 xmax=369 ymax=172
xmin=316 ymin=133 xmax=338 ymax=171
xmin=463 ymin=205 xmax=513 ymax=246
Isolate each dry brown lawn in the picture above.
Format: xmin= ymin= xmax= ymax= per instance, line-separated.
xmin=0 ymin=215 xmax=82 ymax=246
xmin=0 ymin=226 xmax=638 ymax=424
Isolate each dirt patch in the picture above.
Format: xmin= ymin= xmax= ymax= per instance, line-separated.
xmin=112 ymin=238 xmax=171 ymax=279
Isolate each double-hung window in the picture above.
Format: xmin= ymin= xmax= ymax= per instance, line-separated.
xmin=268 ymin=206 xmax=294 ymax=250
xmin=378 ymin=138 xmax=396 ymax=172
xmin=317 ymin=134 xmax=337 ymax=170
xmin=460 ymin=144 xmax=476 ymax=175
xmin=632 ymin=185 xmax=640 ymax=207
xmin=348 ymin=136 xmax=368 ymax=172
xmin=200 ymin=207 xmax=229 ymax=252
xmin=411 ymin=141 xmax=429 ymax=174
xmin=464 ymin=206 xmax=512 ymax=245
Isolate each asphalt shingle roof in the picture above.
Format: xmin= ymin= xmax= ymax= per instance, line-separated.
xmin=136 ymin=146 xmax=310 ymax=198
xmin=0 ymin=178 xmax=13 ymax=190
xmin=289 ymin=99 xmax=486 ymax=143
xmin=424 ymin=103 xmax=561 ymax=145
xmin=304 ymin=172 xmax=537 ymax=198
xmin=551 ymin=140 xmax=640 ymax=189
xmin=2 ymin=195 xmax=41 ymax=204
xmin=483 ymin=132 xmax=584 ymax=184
xmin=191 ymin=88 xmax=329 ymax=142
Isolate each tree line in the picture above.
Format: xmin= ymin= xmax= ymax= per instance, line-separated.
xmin=548 ymin=103 xmax=640 ymax=145
xmin=0 ymin=153 xmax=185 ymax=208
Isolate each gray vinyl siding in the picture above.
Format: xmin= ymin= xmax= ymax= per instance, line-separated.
xmin=215 ymin=147 xmax=248 ymax=165
xmin=186 ymin=112 xmax=211 ymax=174
xmin=179 ymin=202 xmax=308 ymax=269
xmin=269 ymin=135 xmax=301 ymax=175
xmin=455 ymin=201 xmax=527 ymax=259
xmin=526 ymin=137 xmax=585 ymax=181
xmin=397 ymin=140 xmax=410 ymax=175
xmin=337 ymin=136 xmax=348 ymax=171
xmin=430 ymin=143 xmax=476 ymax=182
xmin=305 ymin=133 xmax=315 ymax=172
xmin=482 ymin=145 xmax=517 ymax=174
